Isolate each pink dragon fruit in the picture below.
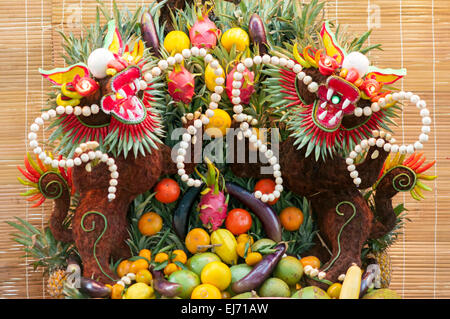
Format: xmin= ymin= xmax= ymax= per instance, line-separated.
xmin=189 ymin=14 xmax=221 ymax=49
xmin=226 ymin=65 xmax=255 ymax=105
xmin=167 ymin=65 xmax=195 ymax=104
xmin=197 ymin=159 xmax=228 ymax=231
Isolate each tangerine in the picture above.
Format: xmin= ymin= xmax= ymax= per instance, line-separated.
xmin=154 ymin=178 xmax=181 ymax=204
xmin=300 ymin=256 xmax=321 ymax=269
xmin=129 ymin=258 xmax=149 ymax=274
xmin=154 ymin=252 xmax=169 ymax=264
xmin=138 ymin=249 xmax=152 ymax=262
xmin=171 ymin=249 xmax=188 ymax=264
xmin=138 ymin=212 xmax=163 ymax=236
xmin=245 ymin=252 xmax=263 ymax=266
xmin=279 ymin=207 xmax=304 ymax=231
xmin=185 ymin=228 xmax=210 ymax=254
xmin=164 ymin=263 xmax=181 ymax=276
xmin=116 ymin=260 xmax=131 ymax=278
xmin=236 ymin=234 xmax=254 ymax=245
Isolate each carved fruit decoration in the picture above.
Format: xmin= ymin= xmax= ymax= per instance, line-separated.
xmin=189 ymin=14 xmax=221 ymax=49
xmin=167 ymin=65 xmax=195 ymax=104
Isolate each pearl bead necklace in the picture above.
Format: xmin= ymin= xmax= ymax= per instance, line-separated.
xmin=55 ymin=103 xmax=101 ymax=117
xmin=145 ymin=47 xmax=232 ymax=189
xmin=225 ymin=54 xmax=316 ymax=202
xmin=28 ymin=109 xmax=118 ymax=201
xmin=347 ymin=91 xmax=430 ymax=187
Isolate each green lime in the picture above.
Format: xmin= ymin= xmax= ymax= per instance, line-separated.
xmin=168 ymin=269 xmax=200 ymax=299
xmin=258 ymin=277 xmax=291 ymax=298
xmin=187 ymin=252 xmax=221 ymax=277
xmin=291 ymin=286 xmax=331 ymax=299
xmin=273 ymin=256 xmax=304 ymax=285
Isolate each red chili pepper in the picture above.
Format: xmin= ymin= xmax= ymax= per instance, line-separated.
xmin=416 ymin=160 xmax=436 ymax=174
xmin=31 ymin=195 xmax=46 ymax=208
xmin=23 ymin=155 xmax=41 ymax=180
xmin=17 ymin=166 xmax=39 ymax=183
xmin=411 ymin=156 xmax=427 ymax=171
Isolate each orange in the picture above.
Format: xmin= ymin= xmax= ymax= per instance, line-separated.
xmin=225 ymin=208 xmax=253 ymax=235
xmin=164 ymin=263 xmax=181 ymax=276
xmin=191 ymin=284 xmax=222 ymax=299
xmin=139 ymin=249 xmax=152 ymax=262
xmin=129 ymin=258 xmax=149 ymax=274
xmin=154 ymin=252 xmax=169 ymax=264
xmin=236 ymin=234 xmax=254 ymax=245
xmin=171 ymin=250 xmax=188 ymax=264
xmin=254 ymin=179 xmax=279 ymax=205
xmin=154 ymin=178 xmax=180 ymax=204
xmin=200 ymin=261 xmax=232 ymax=291
xmin=236 ymin=241 xmax=251 ymax=258
xmin=245 ymin=252 xmax=263 ymax=266
xmin=116 ymin=260 xmax=131 ymax=278
xmin=138 ymin=212 xmax=163 ymax=236
xmin=185 ymin=228 xmax=211 ymax=254
xmin=300 ymin=256 xmax=321 ymax=269
xmin=279 ymin=207 xmax=304 ymax=231
xmin=111 ymin=283 xmax=125 ymax=299
xmin=136 ymin=269 xmax=153 ymax=285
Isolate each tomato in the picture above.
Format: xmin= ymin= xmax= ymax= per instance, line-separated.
xmin=254 ymin=179 xmax=279 ymax=205
xmin=154 ymin=178 xmax=180 ymax=204
xmin=225 ymin=208 xmax=252 ymax=235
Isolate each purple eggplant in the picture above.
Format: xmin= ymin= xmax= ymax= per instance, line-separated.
xmin=79 ymin=277 xmax=111 ymax=298
xmin=141 ymin=12 xmax=161 ymax=58
xmin=225 ymin=182 xmax=282 ymax=242
xmin=151 ymin=267 xmax=182 ymax=298
xmin=248 ymin=13 xmax=268 ymax=54
xmin=231 ymin=243 xmax=287 ymax=294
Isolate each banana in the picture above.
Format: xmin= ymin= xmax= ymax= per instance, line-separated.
xmin=211 ymin=229 xmax=238 ymax=265
xmin=339 ymin=263 xmax=362 ymax=299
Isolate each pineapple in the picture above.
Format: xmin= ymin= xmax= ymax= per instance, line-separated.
xmin=375 ymin=250 xmax=392 ymax=288
xmin=7 ymin=217 xmax=75 ymax=299
xmin=47 ymin=269 xmax=67 ymax=299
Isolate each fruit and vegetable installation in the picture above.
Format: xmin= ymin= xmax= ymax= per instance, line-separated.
xmin=9 ymin=0 xmax=436 ymax=299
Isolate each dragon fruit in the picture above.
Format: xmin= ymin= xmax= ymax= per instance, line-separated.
xmin=197 ymin=159 xmax=228 ymax=231
xmin=167 ymin=65 xmax=195 ymax=104
xmin=189 ymin=14 xmax=220 ymax=49
xmin=226 ymin=65 xmax=255 ymax=105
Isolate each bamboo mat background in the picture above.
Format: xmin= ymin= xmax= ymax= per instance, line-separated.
xmin=0 ymin=0 xmax=448 ymax=299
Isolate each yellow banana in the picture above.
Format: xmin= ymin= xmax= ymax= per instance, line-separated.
xmin=339 ymin=263 xmax=362 ymax=299
xmin=211 ymin=229 xmax=238 ymax=265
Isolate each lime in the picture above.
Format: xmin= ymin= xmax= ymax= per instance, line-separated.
xmin=187 ymin=252 xmax=221 ymax=277
xmin=258 ymin=277 xmax=291 ymax=298
xmin=168 ymin=269 xmax=200 ymax=299
xmin=273 ymin=256 xmax=304 ymax=286
xmin=291 ymin=286 xmax=331 ymax=299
